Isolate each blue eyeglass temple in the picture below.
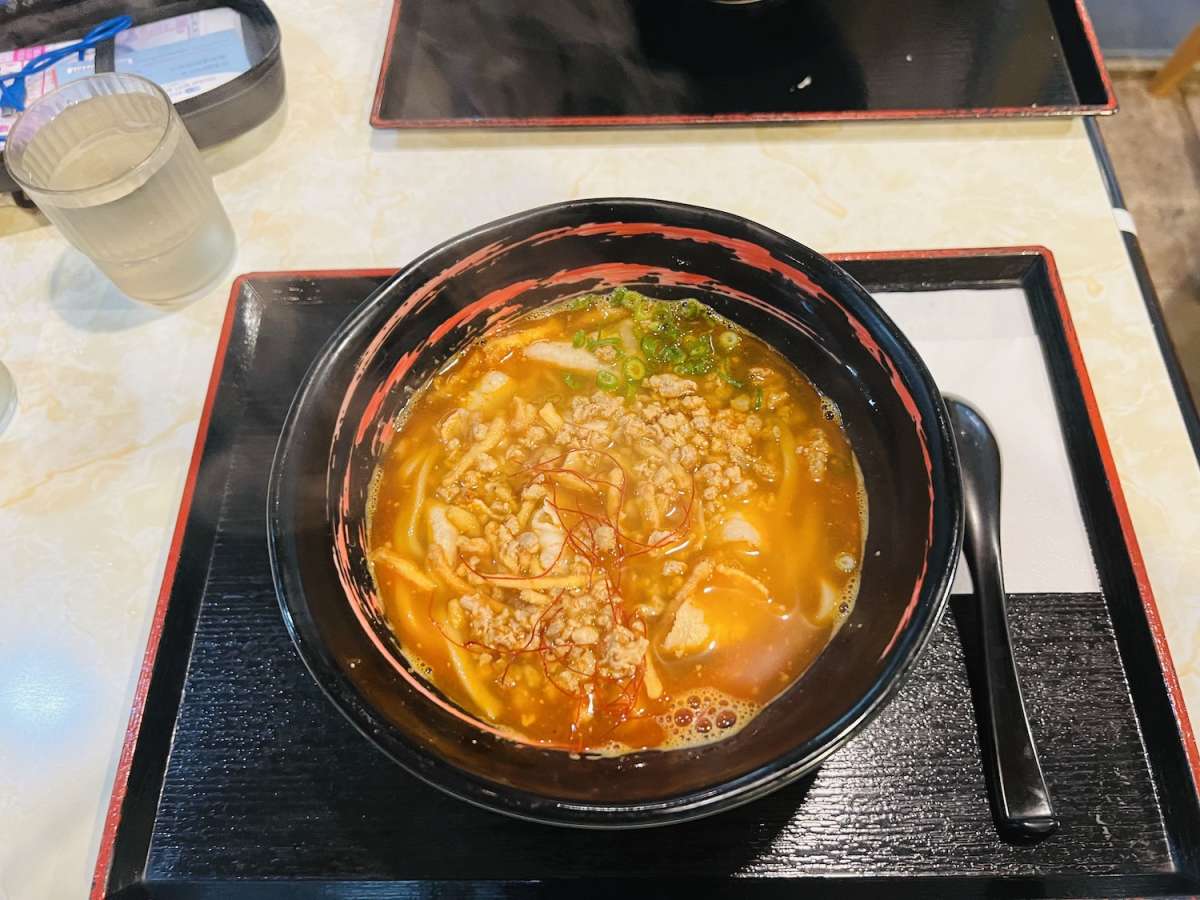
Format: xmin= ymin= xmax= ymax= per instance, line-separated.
xmin=0 ymin=15 xmax=134 ymax=140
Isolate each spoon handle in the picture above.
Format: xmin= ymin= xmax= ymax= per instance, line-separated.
xmin=948 ymin=398 xmax=1058 ymax=841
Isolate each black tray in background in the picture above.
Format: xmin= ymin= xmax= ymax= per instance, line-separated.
xmin=372 ymin=0 xmax=1115 ymax=128
xmin=0 ymin=0 xmax=284 ymax=194
xmin=93 ymin=251 xmax=1200 ymax=899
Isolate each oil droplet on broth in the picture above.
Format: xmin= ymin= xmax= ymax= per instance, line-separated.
xmin=404 ymin=650 xmax=435 ymax=679
xmin=655 ymin=687 xmax=759 ymax=750
xmin=819 ymin=396 xmax=841 ymax=424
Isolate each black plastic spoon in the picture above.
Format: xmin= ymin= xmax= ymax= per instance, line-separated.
xmin=947 ymin=397 xmax=1059 ymax=841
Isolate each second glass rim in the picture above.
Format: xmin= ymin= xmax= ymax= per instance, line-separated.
xmin=4 ymin=72 xmax=177 ymax=198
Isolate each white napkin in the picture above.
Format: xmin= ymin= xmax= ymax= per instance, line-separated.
xmin=875 ymin=287 xmax=1101 ymax=596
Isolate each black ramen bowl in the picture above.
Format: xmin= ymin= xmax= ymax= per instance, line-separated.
xmin=268 ymin=198 xmax=962 ymax=828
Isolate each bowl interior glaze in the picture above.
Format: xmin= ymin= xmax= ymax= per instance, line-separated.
xmin=268 ymin=198 xmax=961 ymax=827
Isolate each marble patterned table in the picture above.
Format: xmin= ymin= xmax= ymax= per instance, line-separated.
xmin=0 ymin=2 xmax=1197 ymax=897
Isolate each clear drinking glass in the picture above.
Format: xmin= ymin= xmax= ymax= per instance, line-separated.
xmin=4 ymin=73 xmax=235 ymax=304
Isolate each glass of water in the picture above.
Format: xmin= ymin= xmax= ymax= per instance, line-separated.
xmin=4 ymin=73 xmax=235 ymax=305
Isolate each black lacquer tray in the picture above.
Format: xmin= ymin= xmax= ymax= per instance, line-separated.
xmin=92 ymin=249 xmax=1200 ymax=898
xmin=371 ymin=0 xmax=1115 ymax=128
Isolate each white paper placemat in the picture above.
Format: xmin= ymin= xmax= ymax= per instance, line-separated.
xmin=875 ymin=287 xmax=1101 ymax=596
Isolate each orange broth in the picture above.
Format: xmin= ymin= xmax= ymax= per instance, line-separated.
xmin=366 ymin=288 xmax=865 ymax=753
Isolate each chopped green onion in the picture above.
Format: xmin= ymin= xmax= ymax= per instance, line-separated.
xmin=609 ymin=286 xmax=630 ymax=307
xmin=596 ymin=370 xmax=620 ymax=391
xmin=717 ymin=365 xmax=744 ymax=389
xmin=562 ymin=372 xmax=583 ymax=390
xmin=640 ymin=335 xmax=661 ymax=358
xmin=675 ymin=357 xmax=715 ymax=376
xmin=622 ymin=357 xmax=647 ymax=381
xmin=679 ymin=298 xmax=702 ymax=319
xmin=572 ymin=329 xmax=587 ymax=348
xmin=659 ymin=344 xmax=686 ymax=366
xmin=568 ymin=295 xmax=595 ymax=311
xmin=593 ymin=336 xmax=622 ymax=348
xmin=717 ymin=330 xmax=740 ymax=352
xmin=752 ymin=387 xmax=764 ymax=412
xmin=688 ymin=334 xmax=715 ymax=358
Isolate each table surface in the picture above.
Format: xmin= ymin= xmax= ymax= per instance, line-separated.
xmin=0 ymin=2 xmax=1197 ymax=898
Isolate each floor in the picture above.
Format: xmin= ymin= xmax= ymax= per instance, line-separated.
xmin=1097 ymin=71 xmax=1200 ymax=399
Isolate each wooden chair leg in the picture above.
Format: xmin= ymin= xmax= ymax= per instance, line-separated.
xmin=1150 ymin=22 xmax=1200 ymax=97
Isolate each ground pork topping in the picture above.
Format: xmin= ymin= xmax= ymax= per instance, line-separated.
xmin=420 ymin=370 xmax=793 ymax=696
